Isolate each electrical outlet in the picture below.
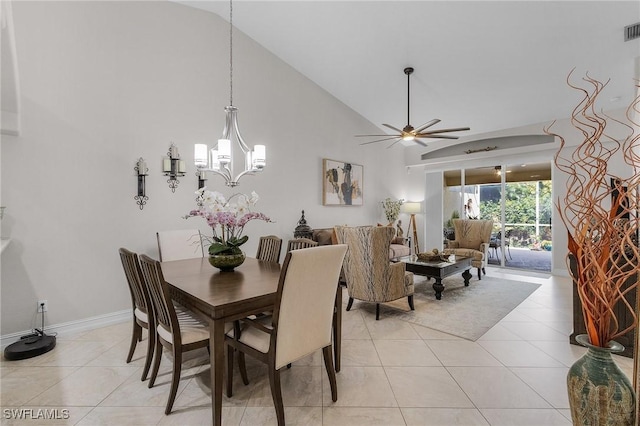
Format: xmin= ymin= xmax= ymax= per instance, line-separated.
xmin=37 ymin=300 xmax=48 ymax=313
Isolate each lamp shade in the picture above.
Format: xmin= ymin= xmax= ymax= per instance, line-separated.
xmin=194 ymin=144 xmax=208 ymax=168
xmin=402 ymin=202 xmax=422 ymax=214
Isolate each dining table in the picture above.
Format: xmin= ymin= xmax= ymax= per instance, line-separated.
xmin=161 ymin=256 xmax=343 ymax=425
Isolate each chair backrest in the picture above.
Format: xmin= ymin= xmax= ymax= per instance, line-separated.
xmin=334 ymin=225 xmax=396 ymax=299
xmin=286 ymin=238 xmax=318 ymax=253
xmin=271 ymin=245 xmax=347 ymax=370
xmin=139 ymin=254 xmax=181 ymax=347
xmin=119 ymin=248 xmax=152 ymax=322
xmin=256 ymin=235 xmax=283 ymax=263
xmin=156 ymin=229 xmax=204 ymax=262
xmin=452 ymin=219 xmax=493 ymax=249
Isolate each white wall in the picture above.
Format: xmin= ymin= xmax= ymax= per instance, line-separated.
xmin=0 ymin=1 xmax=408 ymax=335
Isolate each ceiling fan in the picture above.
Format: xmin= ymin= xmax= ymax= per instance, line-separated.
xmin=357 ymin=67 xmax=470 ymax=148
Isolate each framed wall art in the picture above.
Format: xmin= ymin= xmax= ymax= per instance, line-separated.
xmin=322 ymin=159 xmax=363 ymax=206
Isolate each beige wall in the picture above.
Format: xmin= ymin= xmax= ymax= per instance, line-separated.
xmin=0 ymin=1 xmax=411 ymax=335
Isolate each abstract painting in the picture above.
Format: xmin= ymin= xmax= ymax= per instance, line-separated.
xmin=322 ymin=159 xmax=363 ymax=206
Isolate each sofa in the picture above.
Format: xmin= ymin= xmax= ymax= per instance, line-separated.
xmin=312 ymin=226 xmax=411 ymax=259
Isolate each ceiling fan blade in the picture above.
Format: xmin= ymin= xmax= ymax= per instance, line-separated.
xmin=382 ymin=123 xmax=404 ymax=133
xmin=413 ymin=139 xmax=429 ymax=147
xmin=414 ymin=119 xmax=441 ymax=133
xmin=355 ymin=134 xmax=396 ymax=137
xmin=417 ymin=134 xmax=460 ymax=140
xmin=420 ymin=126 xmax=471 ymax=134
xmin=386 ymin=139 xmax=403 ymax=149
xmin=359 ymin=136 xmax=402 ymax=145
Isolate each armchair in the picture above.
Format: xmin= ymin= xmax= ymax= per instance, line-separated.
xmin=334 ymin=226 xmax=414 ymax=320
xmin=443 ymin=219 xmax=493 ymax=280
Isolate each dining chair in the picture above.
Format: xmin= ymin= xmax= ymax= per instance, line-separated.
xmin=225 ymin=245 xmax=348 ymax=426
xmin=118 ymin=248 xmax=155 ymax=382
xmin=285 ymin=237 xmax=318 ymax=252
xmin=156 ymin=229 xmax=204 ymax=262
xmin=138 ymin=254 xmax=212 ymax=415
xmin=255 ymin=235 xmax=283 ymax=263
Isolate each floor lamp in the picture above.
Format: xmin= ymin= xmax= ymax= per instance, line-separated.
xmin=403 ymin=202 xmax=422 ymax=255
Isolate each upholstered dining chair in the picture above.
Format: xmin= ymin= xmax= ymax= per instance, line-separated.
xmin=156 ymin=229 xmax=204 ymax=262
xmin=335 ymin=225 xmax=414 ymax=320
xmin=255 ymin=235 xmax=283 ymax=263
xmin=119 ymin=248 xmax=155 ymax=382
xmin=138 ymin=254 xmax=212 ymax=415
xmin=225 ymin=245 xmax=347 ymax=426
xmin=286 ymin=237 xmax=318 ymax=252
xmin=443 ymin=219 xmax=494 ymax=280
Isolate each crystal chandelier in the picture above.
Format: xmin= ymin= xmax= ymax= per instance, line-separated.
xmin=194 ymin=0 xmax=266 ymax=187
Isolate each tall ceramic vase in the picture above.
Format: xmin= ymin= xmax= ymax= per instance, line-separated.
xmin=567 ymin=334 xmax=636 ymax=425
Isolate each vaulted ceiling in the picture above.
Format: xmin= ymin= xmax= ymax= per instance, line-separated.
xmin=177 ymin=1 xmax=639 ymax=151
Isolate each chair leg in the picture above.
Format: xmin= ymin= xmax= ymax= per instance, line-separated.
xmin=141 ymin=328 xmax=155 ymax=381
xmin=226 ymin=344 xmax=234 ymax=397
xmin=126 ymin=321 xmax=141 ymax=363
xmin=408 ymin=295 xmax=415 ymax=311
xmin=346 ymin=297 xmax=354 ymax=311
xmin=375 ymin=303 xmax=380 ymax=320
xmin=238 ymin=351 xmax=249 ymax=385
xmin=482 ymin=267 xmax=486 ymax=275
xmin=165 ymin=347 xmax=182 ymax=415
xmin=477 ymin=268 xmax=482 ymax=280
xmin=322 ymin=346 xmax=338 ymax=402
xmin=268 ymin=366 xmax=285 ymax=426
xmin=149 ymin=340 xmax=163 ymax=388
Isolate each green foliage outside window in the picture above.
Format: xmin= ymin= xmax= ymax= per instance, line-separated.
xmin=478 ymin=181 xmax=552 ymax=248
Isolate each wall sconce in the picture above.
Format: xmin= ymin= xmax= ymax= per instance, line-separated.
xmin=163 ymin=143 xmax=186 ymax=192
xmin=134 ymin=157 xmax=149 ymax=210
xmin=197 ymin=169 xmax=207 ymax=190
xmin=196 ymin=170 xmax=207 ymax=206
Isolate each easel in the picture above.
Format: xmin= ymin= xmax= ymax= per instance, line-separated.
xmin=407 ymin=214 xmax=419 ymax=254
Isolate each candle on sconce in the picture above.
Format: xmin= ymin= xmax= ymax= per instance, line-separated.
xmin=170 ymin=144 xmax=179 ymax=158
xmin=137 ymin=159 xmax=147 ymax=175
xmin=163 ymin=158 xmax=171 ymax=173
xmin=179 ymin=160 xmax=186 ymax=173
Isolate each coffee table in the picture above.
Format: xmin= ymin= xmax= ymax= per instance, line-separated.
xmin=398 ymin=255 xmax=473 ymax=300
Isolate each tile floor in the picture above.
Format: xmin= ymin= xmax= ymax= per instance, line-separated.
xmin=1 ymin=268 xmax=635 ymax=425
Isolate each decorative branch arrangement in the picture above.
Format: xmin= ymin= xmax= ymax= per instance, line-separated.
xmin=545 ymin=71 xmax=640 ymax=348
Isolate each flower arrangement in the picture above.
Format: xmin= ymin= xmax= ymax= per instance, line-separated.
xmin=186 ymin=188 xmax=272 ymax=256
xmin=545 ymin=72 xmax=639 ymax=348
xmin=381 ymin=198 xmax=404 ymax=223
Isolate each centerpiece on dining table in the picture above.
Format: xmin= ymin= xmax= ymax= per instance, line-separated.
xmin=186 ymin=188 xmax=272 ymax=271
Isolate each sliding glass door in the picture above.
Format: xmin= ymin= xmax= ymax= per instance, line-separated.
xmin=443 ymin=162 xmax=552 ymax=272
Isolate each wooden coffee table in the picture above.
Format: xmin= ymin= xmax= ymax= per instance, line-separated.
xmin=398 ymin=256 xmax=473 ymax=300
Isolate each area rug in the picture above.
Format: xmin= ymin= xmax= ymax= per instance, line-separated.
xmin=361 ymin=274 xmax=541 ymax=341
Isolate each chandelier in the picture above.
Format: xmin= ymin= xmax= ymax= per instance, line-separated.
xmin=194 ymin=0 xmax=266 ymax=187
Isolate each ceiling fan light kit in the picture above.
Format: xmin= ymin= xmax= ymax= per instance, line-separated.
xmin=357 ymin=66 xmax=470 ymax=148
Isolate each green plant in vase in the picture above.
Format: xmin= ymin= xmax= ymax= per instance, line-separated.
xmin=381 ymin=197 xmax=404 ymax=225
xmin=186 ymin=189 xmax=272 ymax=270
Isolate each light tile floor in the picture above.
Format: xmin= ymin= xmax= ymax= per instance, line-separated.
xmin=1 ymin=268 xmax=635 ymax=425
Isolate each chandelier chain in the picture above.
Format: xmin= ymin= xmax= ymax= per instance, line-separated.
xmin=229 ymin=0 xmax=233 ymax=106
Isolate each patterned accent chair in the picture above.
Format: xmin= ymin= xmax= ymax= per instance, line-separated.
xmin=334 ymin=226 xmax=414 ymax=320
xmin=443 ymin=219 xmax=493 ymax=280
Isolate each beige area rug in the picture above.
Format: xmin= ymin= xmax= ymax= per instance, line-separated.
xmin=358 ymin=274 xmax=541 ymax=341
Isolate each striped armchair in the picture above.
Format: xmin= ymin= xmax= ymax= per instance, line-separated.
xmin=334 ymin=226 xmax=414 ymax=320
xmin=443 ymin=219 xmax=493 ymax=280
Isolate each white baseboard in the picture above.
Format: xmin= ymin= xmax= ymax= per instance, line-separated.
xmin=1 ymin=309 xmax=131 ymax=349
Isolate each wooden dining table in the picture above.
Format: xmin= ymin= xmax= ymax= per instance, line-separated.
xmin=161 ymin=256 xmax=342 ymax=426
